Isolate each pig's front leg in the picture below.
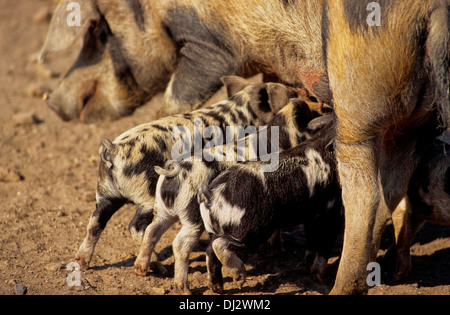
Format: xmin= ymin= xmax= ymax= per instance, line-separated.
xmin=76 ymin=197 xmax=126 ymax=269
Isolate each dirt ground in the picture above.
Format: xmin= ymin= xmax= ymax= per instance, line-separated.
xmin=0 ymin=0 xmax=449 ymax=296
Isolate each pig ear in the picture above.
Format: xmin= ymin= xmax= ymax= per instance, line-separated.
xmin=246 ymin=83 xmax=297 ymax=122
xmin=244 ymin=83 xmax=273 ymax=122
xmin=306 ymin=114 xmax=334 ymax=135
xmin=290 ymin=99 xmax=314 ymax=132
xmin=39 ymin=0 xmax=100 ymax=62
xmin=99 ymin=138 xmax=116 ymax=169
xmin=266 ymin=83 xmax=298 ymax=115
xmin=221 ymin=76 xmax=252 ymax=97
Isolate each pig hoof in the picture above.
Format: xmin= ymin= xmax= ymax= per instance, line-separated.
xmin=312 ymin=270 xmax=327 ymax=284
xmin=134 ymin=264 xmax=149 ymax=277
xmin=233 ymin=272 xmax=246 ymax=290
xmin=150 ymin=261 xmax=167 ymax=275
xmin=311 ymin=256 xmax=328 ymax=283
xmin=393 ymin=270 xmax=409 ymax=283
xmin=75 ymin=254 xmax=90 ymax=270
xmin=176 ymin=283 xmax=192 ymax=295
xmin=311 ymin=266 xmax=328 ymax=283
xmin=209 ymin=282 xmax=224 ymax=294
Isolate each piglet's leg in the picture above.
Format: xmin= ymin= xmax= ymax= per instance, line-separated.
xmin=134 ymin=214 xmax=177 ymax=277
xmin=268 ymin=229 xmax=284 ymax=254
xmin=212 ymin=237 xmax=246 ymax=291
xmin=128 ymin=206 xmax=154 ymax=244
xmin=310 ymin=254 xmax=329 ymax=283
xmin=391 ymin=198 xmax=424 ymax=282
xmin=206 ymin=234 xmax=224 ymax=294
xmin=172 ymin=223 xmax=204 ymax=295
xmin=306 ymin=203 xmax=343 ymax=283
xmin=76 ymin=197 xmax=126 ymax=269
xmin=128 ymin=206 xmax=167 ymax=275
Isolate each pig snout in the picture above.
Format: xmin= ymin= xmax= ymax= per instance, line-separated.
xmin=47 ymin=77 xmax=135 ymax=123
xmin=46 ymin=80 xmax=99 ymax=122
xmin=46 ymin=87 xmax=79 ymax=122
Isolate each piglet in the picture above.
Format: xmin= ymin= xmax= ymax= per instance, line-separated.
xmin=391 ymin=133 xmax=450 ymax=281
xmin=199 ymin=115 xmax=343 ymax=293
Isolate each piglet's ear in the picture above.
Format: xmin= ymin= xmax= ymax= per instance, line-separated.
xmin=99 ymin=138 xmax=116 ymax=169
xmin=306 ymin=114 xmax=334 ymax=135
xmin=221 ymin=76 xmax=252 ymax=98
xmin=245 ymin=83 xmax=298 ymax=124
xmin=39 ymin=0 xmax=100 ymax=62
xmin=266 ymin=83 xmax=298 ymax=114
xmin=244 ymin=83 xmax=273 ymax=123
xmin=290 ymin=99 xmax=314 ymax=132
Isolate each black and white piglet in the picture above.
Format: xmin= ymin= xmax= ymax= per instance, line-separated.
xmin=199 ymin=116 xmax=343 ymax=293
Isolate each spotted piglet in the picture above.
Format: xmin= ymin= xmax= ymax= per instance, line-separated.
xmin=75 ymin=76 xmax=297 ymax=271
xmin=199 ymin=116 xmax=343 ymax=293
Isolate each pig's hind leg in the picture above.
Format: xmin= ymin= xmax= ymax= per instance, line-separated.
xmin=206 ymin=234 xmax=225 ymax=293
xmin=129 ymin=206 xmax=168 ymax=275
xmin=172 ymin=222 xmax=204 ymax=295
xmin=128 ymin=206 xmax=154 ymax=243
xmin=212 ymin=237 xmax=246 ymax=291
xmin=134 ymin=214 xmax=178 ymax=277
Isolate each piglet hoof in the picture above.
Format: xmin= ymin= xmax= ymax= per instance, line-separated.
xmin=392 ymin=256 xmax=411 ymax=283
xmin=393 ymin=270 xmax=409 ymax=283
xmin=268 ymin=230 xmax=284 ymax=255
xmin=176 ymin=283 xmax=192 ymax=295
xmin=75 ymin=254 xmax=90 ymax=270
xmin=209 ymin=281 xmax=224 ymax=294
xmin=312 ymin=269 xmax=327 ymax=284
xmin=150 ymin=261 xmax=167 ymax=275
xmin=310 ymin=256 xmax=328 ymax=283
xmin=134 ymin=263 xmax=149 ymax=277
xmin=311 ymin=265 xmax=328 ymax=283
xmin=232 ymin=271 xmax=246 ymax=290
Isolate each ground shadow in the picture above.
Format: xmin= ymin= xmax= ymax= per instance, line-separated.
xmin=90 ymin=257 xmax=136 ymax=271
xmin=90 ymin=222 xmax=449 ymax=294
xmin=379 ymin=222 xmax=450 ymax=287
